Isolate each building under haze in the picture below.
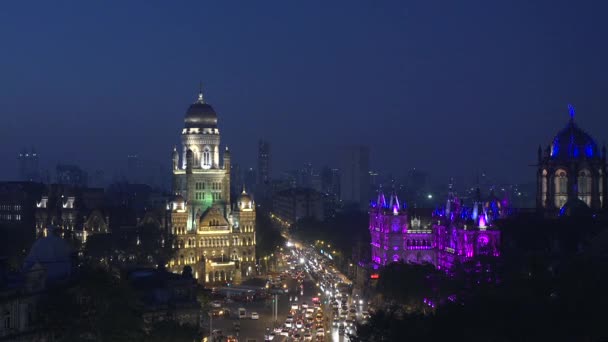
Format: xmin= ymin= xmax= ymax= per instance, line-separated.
xmin=272 ymin=187 xmax=324 ymax=225
xmin=257 ymin=140 xmax=271 ymax=186
xmin=56 ymin=164 xmax=88 ymax=188
xmin=168 ymin=90 xmax=256 ymax=284
xmin=17 ymin=148 xmax=40 ymax=182
xmin=340 ymin=146 xmax=370 ymax=210
xmin=537 ymin=109 xmax=608 ymax=216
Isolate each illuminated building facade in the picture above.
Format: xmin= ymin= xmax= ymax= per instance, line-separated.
xmin=34 ymin=185 xmax=109 ymax=243
xmin=168 ymin=90 xmax=256 ymax=284
xmin=536 ymin=106 xmax=607 ymax=215
xmin=369 ymin=190 xmax=501 ymax=270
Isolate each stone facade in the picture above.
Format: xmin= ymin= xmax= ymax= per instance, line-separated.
xmin=536 ymin=110 xmax=608 ymax=216
xmin=168 ymin=90 xmax=256 ymax=285
xmin=370 ymin=191 xmax=501 ymax=271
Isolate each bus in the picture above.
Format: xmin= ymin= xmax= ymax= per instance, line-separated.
xmin=238 ymin=308 xmax=247 ymax=319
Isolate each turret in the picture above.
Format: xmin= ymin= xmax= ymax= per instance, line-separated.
xmin=377 ymin=190 xmax=387 ymax=208
xmin=389 ymin=193 xmax=400 ymax=214
xmin=224 ymin=146 xmax=231 ymax=171
xmin=172 ymin=146 xmax=179 ymax=170
xmin=186 ymin=149 xmax=193 ymax=174
xmin=223 ymin=146 xmax=231 ymax=206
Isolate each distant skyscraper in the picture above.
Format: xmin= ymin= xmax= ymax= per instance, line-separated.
xmin=56 ymin=164 xmax=88 ymax=188
xmin=257 ymin=140 xmax=271 ymax=186
xmin=339 ymin=146 xmax=370 ymax=210
xmin=18 ymin=148 xmax=40 ymax=182
xmin=127 ymin=154 xmax=140 ymax=183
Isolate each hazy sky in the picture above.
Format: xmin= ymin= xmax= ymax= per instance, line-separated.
xmin=1 ymin=0 xmax=608 ymax=186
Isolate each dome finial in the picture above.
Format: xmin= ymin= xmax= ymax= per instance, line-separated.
xmin=197 ymin=82 xmax=204 ymax=103
xmin=568 ymin=104 xmax=575 ymax=121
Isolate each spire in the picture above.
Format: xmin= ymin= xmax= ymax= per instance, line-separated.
xmin=377 ymin=186 xmax=387 ymax=208
xmin=568 ymin=104 xmax=575 ymax=122
xmin=197 ymin=82 xmax=205 ymax=103
xmin=242 ymin=184 xmax=247 ymax=194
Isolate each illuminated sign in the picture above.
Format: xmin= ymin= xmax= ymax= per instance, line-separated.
xmin=370 ymin=274 xmax=379 ymax=279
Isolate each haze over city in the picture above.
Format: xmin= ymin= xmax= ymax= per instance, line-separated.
xmin=2 ymin=0 xmax=608 ymax=185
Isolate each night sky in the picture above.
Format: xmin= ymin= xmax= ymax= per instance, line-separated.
xmin=2 ymin=1 xmax=608 ymax=186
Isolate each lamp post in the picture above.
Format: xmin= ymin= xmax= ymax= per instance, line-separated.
xmin=209 ymin=311 xmax=213 ymax=342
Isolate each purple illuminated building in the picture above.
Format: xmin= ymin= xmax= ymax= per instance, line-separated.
xmin=369 ymin=190 xmax=502 ymax=270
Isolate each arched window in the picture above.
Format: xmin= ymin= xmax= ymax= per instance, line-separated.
xmin=541 ymin=169 xmax=548 ymax=207
xmin=554 ymin=169 xmax=568 ymax=209
xmin=578 ymin=169 xmax=592 ymax=206
xmin=599 ymin=169 xmax=604 ymax=207
xmin=202 ymin=147 xmax=211 ymax=169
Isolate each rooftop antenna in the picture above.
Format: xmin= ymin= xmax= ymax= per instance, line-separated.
xmin=197 ymin=81 xmax=204 ymax=103
xmin=568 ymin=104 xmax=575 ymax=121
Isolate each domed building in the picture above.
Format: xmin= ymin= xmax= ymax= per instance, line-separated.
xmin=536 ymin=106 xmax=607 ymax=215
xmin=23 ymin=230 xmax=74 ymax=283
xmin=168 ymin=89 xmax=256 ymax=285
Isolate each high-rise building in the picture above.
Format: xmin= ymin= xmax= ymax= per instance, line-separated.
xmin=127 ymin=154 xmax=141 ymax=183
xmin=17 ymin=148 xmax=40 ymax=182
xmin=339 ymin=146 xmax=370 ymax=210
xmin=257 ymin=140 xmax=271 ymax=186
xmin=272 ymin=188 xmax=324 ymax=225
xmin=168 ymin=89 xmax=256 ymax=284
xmin=56 ymin=164 xmax=88 ymax=188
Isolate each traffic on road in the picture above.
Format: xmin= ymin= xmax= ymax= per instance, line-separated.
xmin=205 ymin=239 xmax=371 ymax=342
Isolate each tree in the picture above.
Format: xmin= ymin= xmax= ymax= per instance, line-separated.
xmin=38 ymin=265 xmax=145 ymax=341
xmin=147 ymin=321 xmax=200 ymax=342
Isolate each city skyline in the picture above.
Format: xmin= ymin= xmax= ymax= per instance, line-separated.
xmin=2 ymin=1 xmax=608 ymax=185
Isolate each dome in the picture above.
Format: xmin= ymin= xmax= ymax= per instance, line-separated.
xmin=237 ymin=189 xmax=253 ymax=209
xmin=550 ymin=119 xmax=598 ymax=160
xmin=559 ymin=198 xmax=592 ymax=217
xmin=184 ymin=92 xmax=218 ymax=129
xmin=23 ymin=233 xmax=73 ymax=281
xmin=173 ymin=194 xmax=185 ymax=203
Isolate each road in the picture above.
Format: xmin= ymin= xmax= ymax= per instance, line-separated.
xmin=207 ymin=276 xmax=324 ymax=341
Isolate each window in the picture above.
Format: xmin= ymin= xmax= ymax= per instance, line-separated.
xmin=554 ymin=170 xmax=568 ymax=209
xmin=541 ymin=169 xmax=548 ymax=207
xmin=202 ymin=147 xmax=211 ymax=168
xmin=578 ymin=169 xmax=592 ymax=206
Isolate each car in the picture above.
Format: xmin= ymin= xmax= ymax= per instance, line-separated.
xmin=296 ymin=321 xmax=303 ymax=329
xmin=280 ymin=329 xmax=290 ymax=336
xmin=316 ymin=328 xmax=325 ymax=336
xmin=338 ymin=324 xmax=345 ymax=335
xmin=301 ymin=302 xmax=308 ymax=309
xmin=251 ymin=312 xmax=259 ymax=320
xmin=227 ymin=336 xmax=238 ymax=342
xmin=304 ymin=333 xmax=312 ymax=341
xmin=285 ymin=321 xmax=292 ymax=328
xmin=265 ymin=332 xmax=276 ymax=341
xmin=291 ymin=304 xmax=299 ymax=311
xmin=211 ymin=300 xmax=222 ymax=308
xmin=349 ymin=308 xmax=357 ymax=314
